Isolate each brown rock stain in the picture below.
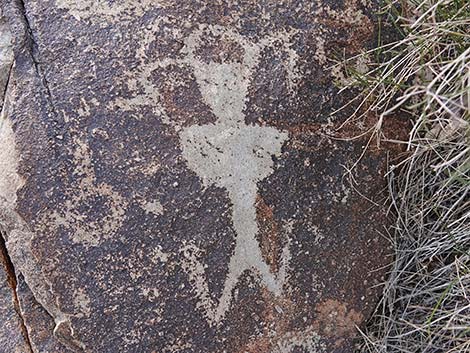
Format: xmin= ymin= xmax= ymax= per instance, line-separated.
xmin=319 ymin=0 xmax=374 ymax=55
xmin=334 ymin=111 xmax=411 ymax=155
xmin=154 ymin=65 xmax=218 ymax=128
xmin=194 ymin=30 xmax=245 ymax=64
xmin=237 ymin=289 xmax=297 ymax=353
xmin=255 ymin=195 xmax=282 ymax=274
xmin=256 ymin=121 xmax=328 ymax=152
xmin=313 ymin=299 xmax=363 ymax=347
xmin=264 ymin=121 xmax=324 ymax=136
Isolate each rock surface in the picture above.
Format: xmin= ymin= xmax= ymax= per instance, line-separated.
xmin=0 ymin=8 xmax=13 ymax=107
xmin=0 ymin=235 xmax=31 ymax=353
xmin=0 ymin=1 xmax=401 ymax=352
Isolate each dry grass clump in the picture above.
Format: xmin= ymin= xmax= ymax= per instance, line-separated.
xmin=333 ymin=0 xmax=470 ymax=351
xmin=362 ymin=136 xmax=470 ymax=352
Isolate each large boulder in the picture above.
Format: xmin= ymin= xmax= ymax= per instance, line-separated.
xmin=0 ymin=1 xmax=400 ymax=352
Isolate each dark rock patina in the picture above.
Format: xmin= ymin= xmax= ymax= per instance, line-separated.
xmin=0 ymin=0 xmax=400 ymax=352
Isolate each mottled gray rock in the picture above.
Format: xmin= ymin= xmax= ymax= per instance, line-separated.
xmin=0 ymin=8 xmax=13 ymax=107
xmin=0 ymin=11 xmax=30 ymax=352
xmin=0 ymin=0 xmax=404 ymax=352
xmin=0 ymin=238 xmax=31 ymax=353
xmin=16 ymin=274 xmax=72 ymax=353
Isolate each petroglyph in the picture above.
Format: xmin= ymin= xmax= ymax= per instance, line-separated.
xmin=45 ymin=134 xmax=128 ymax=247
xmin=111 ymin=24 xmax=300 ymax=324
xmin=55 ymin=0 xmax=160 ymax=23
xmin=110 ymin=23 xmax=301 ymax=116
xmin=1 ymin=0 xmax=400 ymax=350
xmin=178 ymin=25 xmax=297 ymax=324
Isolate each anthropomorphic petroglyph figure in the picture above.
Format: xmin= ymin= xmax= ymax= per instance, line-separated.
xmin=110 ymin=23 xmax=301 ymax=325
xmin=178 ymin=25 xmax=296 ymax=324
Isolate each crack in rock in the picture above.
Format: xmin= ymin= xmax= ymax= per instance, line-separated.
xmin=0 ymin=230 xmax=34 ymax=353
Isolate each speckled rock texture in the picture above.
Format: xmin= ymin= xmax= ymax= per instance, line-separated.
xmin=0 ymin=240 xmax=32 ymax=353
xmin=0 ymin=0 xmax=402 ymax=352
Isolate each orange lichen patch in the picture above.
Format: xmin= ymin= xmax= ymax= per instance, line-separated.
xmin=255 ymin=195 xmax=282 ymax=274
xmin=312 ymin=299 xmax=363 ymax=341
